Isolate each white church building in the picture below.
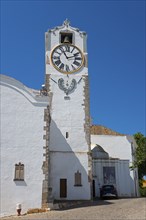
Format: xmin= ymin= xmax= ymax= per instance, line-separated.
xmin=0 ymin=20 xmax=139 ymax=217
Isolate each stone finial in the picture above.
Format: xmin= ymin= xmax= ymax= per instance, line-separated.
xmin=63 ymin=19 xmax=70 ymax=27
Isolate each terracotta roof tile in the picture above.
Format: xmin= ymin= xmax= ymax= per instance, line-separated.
xmin=90 ymin=125 xmax=125 ymax=136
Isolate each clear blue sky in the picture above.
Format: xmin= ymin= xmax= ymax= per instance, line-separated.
xmin=1 ymin=0 xmax=145 ymax=135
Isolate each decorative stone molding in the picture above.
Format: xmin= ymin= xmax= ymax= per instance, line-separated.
xmin=46 ymin=54 xmax=50 ymax=65
xmin=63 ymin=18 xmax=70 ymax=27
xmin=45 ymin=74 xmax=51 ymax=94
xmin=83 ymin=75 xmax=93 ymax=199
xmin=83 ymin=76 xmax=91 ymax=146
xmin=47 ymin=19 xmax=87 ymax=37
xmin=42 ymin=105 xmax=51 ymax=208
xmin=84 ymin=54 xmax=88 ymax=67
xmin=58 ymin=78 xmax=77 ymax=96
xmin=42 ymin=74 xmax=54 ymax=208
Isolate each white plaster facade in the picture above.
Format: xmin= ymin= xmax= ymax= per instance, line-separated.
xmin=91 ymin=135 xmax=139 ymax=198
xmin=0 ymin=75 xmax=48 ymax=217
xmin=45 ymin=20 xmax=91 ymax=201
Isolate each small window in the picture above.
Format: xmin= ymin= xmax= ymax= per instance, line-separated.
xmin=14 ymin=163 xmax=24 ymax=181
xmin=74 ymin=171 xmax=82 ymax=186
xmin=60 ymin=32 xmax=73 ymax=44
xmin=66 ymin=132 xmax=69 ymax=139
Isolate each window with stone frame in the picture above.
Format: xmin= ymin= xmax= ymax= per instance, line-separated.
xmin=14 ymin=162 xmax=24 ymax=181
xmin=74 ymin=171 xmax=82 ymax=186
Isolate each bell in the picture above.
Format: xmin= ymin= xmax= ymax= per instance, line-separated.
xmin=63 ymin=36 xmax=70 ymax=43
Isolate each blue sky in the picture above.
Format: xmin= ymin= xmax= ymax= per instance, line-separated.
xmin=1 ymin=0 xmax=145 ymax=135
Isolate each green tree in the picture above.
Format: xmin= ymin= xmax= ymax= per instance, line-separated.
xmin=134 ymin=132 xmax=146 ymax=183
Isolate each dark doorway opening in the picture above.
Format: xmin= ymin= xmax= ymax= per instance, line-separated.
xmin=92 ymin=179 xmax=96 ymax=198
xmin=60 ymin=179 xmax=67 ymax=198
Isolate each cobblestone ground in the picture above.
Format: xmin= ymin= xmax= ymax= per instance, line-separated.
xmin=1 ymin=198 xmax=146 ymax=220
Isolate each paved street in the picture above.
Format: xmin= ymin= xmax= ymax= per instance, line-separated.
xmin=1 ymin=198 xmax=146 ymax=220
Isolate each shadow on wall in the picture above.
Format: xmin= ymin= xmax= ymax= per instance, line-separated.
xmin=48 ymin=119 xmax=91 ymax=200
xmin=14 ymin=181 xmax=27 ymax=186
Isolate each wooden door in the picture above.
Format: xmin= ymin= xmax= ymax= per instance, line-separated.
xmin=60 ymin=179 xmax=67 ymax=198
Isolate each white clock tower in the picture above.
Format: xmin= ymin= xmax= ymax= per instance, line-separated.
xmin=42 ymin=20 xmax=92 ymax=207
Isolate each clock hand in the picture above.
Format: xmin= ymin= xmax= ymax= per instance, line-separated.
xmin=63 ymin=52 xmax=75 ymax=60
xmin=63 ymin=52 xmax=68 ymax=59
xmin=67 ymin=55 xmax=75 ymax=59
xmin=61 ymin=50 xmax=69 ymax=59
xmin=78 ymin=77 xmax=82 ymax=84
xmin=50 ymin=78 xmax=57 ymax=84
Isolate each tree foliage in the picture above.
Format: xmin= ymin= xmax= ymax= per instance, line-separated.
xmin=134 ymin=132 xmax=146 ymax=180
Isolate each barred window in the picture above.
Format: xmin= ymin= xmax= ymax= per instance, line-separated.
xmin=74 ymin=171 xmax=82 ymax=186
xmin=14 ymin=163 xmax=24 ymax=181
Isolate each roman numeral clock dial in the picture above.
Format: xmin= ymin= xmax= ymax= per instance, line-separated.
xmin=50 ymin=44 xmax=84 ymax=74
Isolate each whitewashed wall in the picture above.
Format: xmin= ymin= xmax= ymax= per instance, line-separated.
xmin=49 ymin=74 xmax=91 ymax=200
xmin=0 ymin=75 xmax=48 ymax=217
xmin=50 ymin=153 xmax=90 ymax=200
xmin=92 ymin=159 xmax=135 ymax=197
xmin=91 ymin=135 xmax=139 ymax=197
xmin=46 ymin=22 xmax=91 ymax=201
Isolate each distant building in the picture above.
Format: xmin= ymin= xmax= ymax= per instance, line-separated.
xmin=0 ymin=20 xmax=139 ymax=217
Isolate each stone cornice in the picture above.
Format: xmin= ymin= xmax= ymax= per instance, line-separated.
xmin=47 ymin=19 xmax=87 ymax=37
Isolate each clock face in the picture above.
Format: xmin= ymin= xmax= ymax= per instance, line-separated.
xmin=50 ymin=44 xmax=84 ymax=74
